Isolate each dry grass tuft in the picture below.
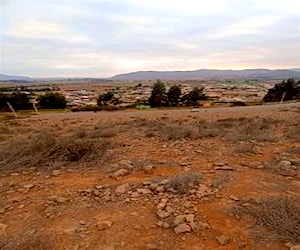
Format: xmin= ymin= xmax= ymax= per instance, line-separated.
xmin=165 ymin=173 xmax=201 ymax=194
xmin=0 ymin=130 xmax=112 ymax=170
xmin=235 ymin=195 xmax=300 ymax=244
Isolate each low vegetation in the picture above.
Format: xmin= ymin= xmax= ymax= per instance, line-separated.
xmin=235 ymin=196 xmax=300 ymax=244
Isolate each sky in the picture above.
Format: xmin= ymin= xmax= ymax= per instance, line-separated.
xmin=0 ymin=0 xmax=300 ymax=78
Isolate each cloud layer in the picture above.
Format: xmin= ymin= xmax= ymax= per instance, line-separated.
xmin=1 ymin=0 xmax=300 ymax=77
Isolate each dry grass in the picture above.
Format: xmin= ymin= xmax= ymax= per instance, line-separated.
xmin=263 ymin=156 xmax=299 ymax=176
xmin=235 ymin=196 xmax=300 ymax=244
xmin=0 ymin=130 xmax=112 ymax=170
xmin=234 ymin=143 xmax=258 ymax=155
xmin=165 ymin=173 xmax=202 ymax=194
xmin=122 ymin=116 xmax=279 ymax=142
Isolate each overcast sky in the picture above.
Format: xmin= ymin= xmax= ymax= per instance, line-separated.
xmin=1 ymin=0 xmax=300 ymax=77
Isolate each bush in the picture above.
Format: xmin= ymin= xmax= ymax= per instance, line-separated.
xmin=165 ymin=173 xmax=201 ymax=194
xmin=37 ymin=92 xmax=66 ymax=109
xmin=0 ymin=130 xmax=112 ymax=170
xmin=0 ymin=92 xmax=32 ymax=111
xmin=149 ymin=80 xmax=167 ymax=107
xmin=263 ymin=78 xmax=300 ymax=102
xmin=235 ymin=196 xmax=300 ymax=244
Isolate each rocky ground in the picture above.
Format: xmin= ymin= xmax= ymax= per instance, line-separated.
xmin=0 ymin=103 xmax=299 ymax=250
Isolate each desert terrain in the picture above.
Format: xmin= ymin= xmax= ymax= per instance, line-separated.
xmin=0 ymin=102 xmax=299 ymax=250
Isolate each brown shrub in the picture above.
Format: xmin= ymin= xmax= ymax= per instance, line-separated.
xmin=0 ymin=130 xmax=112 ymax=170
xmin=235 ymin=196 xmax=300 ymax=244
xmin=165 ymin=173 xmax=201 ymax=194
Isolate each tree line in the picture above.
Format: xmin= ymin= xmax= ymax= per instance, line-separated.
xmin=0 ymin=78 xmax=299 ymax=111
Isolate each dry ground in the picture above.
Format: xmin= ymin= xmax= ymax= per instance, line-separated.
xmin=0 ymin=103 xmax=300 ymax=250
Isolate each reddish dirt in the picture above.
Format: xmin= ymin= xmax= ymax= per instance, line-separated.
xmin=0 ymin=103 xmax=299 ymax=250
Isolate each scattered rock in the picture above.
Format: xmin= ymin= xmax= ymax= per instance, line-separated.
xmin=115 ymin=184 xmax=129 ymax=194
xmin=156 ymin=210 xmax=170 ymax=219
xmin=137 ymin=188 xmax=152 ymax=195
xmin=173 ymin=215 xmax=186 ymax=226
xmin=156 ymin=186 xmax=165 ymax=192
xmin=185 ymin=214 xmax=195 ymax=223
xmin=214 ymin=166 xmax=234 ymax=171
xmin=157 ymin=221 xmax=170 ymax=228
xmin=51 ymin=169 xmax=62 ymax=177
xmin=174 ymin=223 xmax=191 ymax=234
xmin=290 ymin=245 xmax=300 ymax=250
xmin=145 ymin=243 xmax=160 ymax=250
xmin=143 ymin=165 xmax=154 ymax=174
xmin=229 ymin=195 xmax=240 ymax=201
xmin=23 ymin=184 xmax=34 ymax=189
xmin=131 ymin=192 xmax=141 ymax=198
xmin=97 ymin=220 xmax=113 ymax=230
xmin=111 ymin=169 xmax=129 ymax=178
xmin=0 ymin=223 xmax=7 ymax=234
xmin=216 ymin=235 xmax=230 ymax=246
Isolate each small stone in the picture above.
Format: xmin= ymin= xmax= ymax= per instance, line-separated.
xmin=23 ymin=184 xmax=34 ymax=189
xmin=173 ymin=215 xmax=186 ymax=226
xmin=131 ymin=192 xmax=141 ymax=198
xmin=79 ymin=220 xmax=86 ymax=225
xmin=174 ymin=223 xmax=191 ymax=234
xmin=214 ymin=166 xmax=234 ymax=170
xmin=145 ymin=243 xmax=159 ymax=250
xmin=115 ymin=184 xmax=129 ymax=194
xmin=0 ymin=223 xmax=8 ymax=234
xmin=51 ymin=169 xmax=62 ymax=177
xmin=185 ymin=214 xmax=195 ymax=223
xmin=290 ymin=245 xmax=300 ymax=250
xmin=55 ymin=197 xmax=68 ymax=203
xmin=229 ymin=195 xmax=240 ymax=201
xmin=156 ymin=210 xmax=170 ymax=219
xmin=157 ymin=221 xmax=170 ymax=228
xmin=97 ymin=220 xmax=113 ymax=230
xmin=180 ymin=163 xmax=188 ymax=166
xmin=112 ymin=169 xmax=129 ymax=178
xmin=10 ymin=173 xmax=20 ymax=176
xmin=137 ymin=188 xmax=151 ymax=195
xmin=165 ymin=206 xmax=174 ymax=214
xmin=198 ymin=221 xmax=210 ymax=229
xmin=214 ymin=162 xmax=226 ymax=166
xmin=216 ymin=235 xmax=230 ymax=246
xmin=93 ymin=190 xmax=100 ymax=196
xmin=143 ymin=165 xmax=154 ymax=174
xmin=156 ymin=186 xmax=165 ymax=192
xmin=157 ymin=203 xmax=166 ymax=210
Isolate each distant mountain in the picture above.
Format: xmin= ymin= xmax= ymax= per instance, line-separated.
xmin=110 ymin=69 xmax=300 ymax=80
xmin=0 ymin=73 xmax=33 ymax=82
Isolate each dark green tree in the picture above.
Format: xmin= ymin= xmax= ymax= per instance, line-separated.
xmin=37 ymin=92 xmax=67 ymax=109
xmin=263 ymin=78 xmax=300 ymax=102
xmin=0 ymin=92 xmax=31 ymax=110
xmin=182 ymin=87 xmax=207 ymax=106
xmin=167 ymin=85 xmax=182 ymax=106
xmin=97 ymin=91 xmax=119 ymax=106
xmin=149 ymin=80 xmax=167 ymax=107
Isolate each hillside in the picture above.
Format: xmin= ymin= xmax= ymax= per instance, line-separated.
xmin=110 ymin=69 xmax=300 ymax=80
xmin=0 ymin=73 xmax=32 ymax=82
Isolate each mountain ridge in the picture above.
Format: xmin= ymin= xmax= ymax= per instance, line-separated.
xmin=1 ymin=68 xmax=300 ymax=82
xmin=110 ymin=68 xmax=300 ymax=80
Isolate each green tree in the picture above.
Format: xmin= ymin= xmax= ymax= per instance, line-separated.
xmin=182 ymin=87 xmax=207 ymax=106
xmin=97 ymin=91 xmax=119 ymax=106
xmin=149 ymin=80 xmax=167 ymax=107
xmin=0 ymin=92 xmax=31 ymax=111
xmin=263 ymin=78 xmax=300 ymax=102
xmin=167 ymin=85 xmax=182 ymax=106
xmin=37 ymin=92 xmax=67 ymax=109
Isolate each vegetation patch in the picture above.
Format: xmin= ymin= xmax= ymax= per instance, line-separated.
xmin=234 ymin=196 xmax=300 ymax=244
